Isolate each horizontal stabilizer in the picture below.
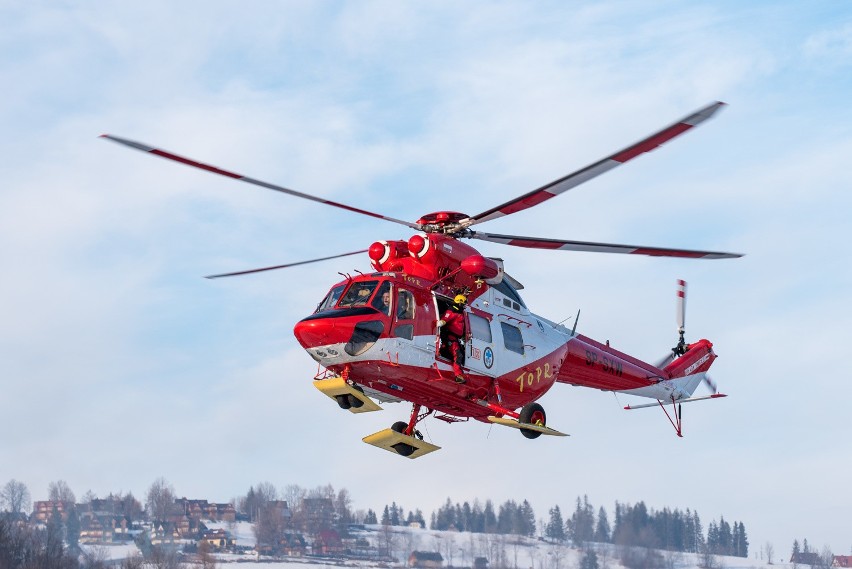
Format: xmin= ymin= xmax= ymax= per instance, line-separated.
xmin=313 ymin=376 xmax=383 ymax=413
xmin=362 ymin=428 xmax=441 ymax=459
xmin=624 ymin=393 xmax=727 ymax=410
xmin=488 ymin=416 xmax=569 ymax=437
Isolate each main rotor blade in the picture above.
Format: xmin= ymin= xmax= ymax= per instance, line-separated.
xmin=204 ymin=249 xmax=368 ymax=279
xmin=465 ymin=102 xmax=726 ymax=226
xmin=100 ymin=135 xmax=421 ymax=231
xmin=469 ymin=231 xmax=743 ymax=259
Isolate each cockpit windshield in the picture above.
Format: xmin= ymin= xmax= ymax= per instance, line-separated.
xmin=338 ymin=280 xmax=380 ymax=308
xmin=316 ymin=284 xmax=346 ymax=313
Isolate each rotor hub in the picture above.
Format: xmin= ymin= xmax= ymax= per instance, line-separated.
xmin=416 ymin=211 xmax=471 ymax=234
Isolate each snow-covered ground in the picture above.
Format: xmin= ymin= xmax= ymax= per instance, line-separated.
xmin=75 ymin=522 xmax=787 ymax=569
xmin=202 ymin=524 xmax=785 ymax=569
xmin=78 ymin=541 xmax=142 ymax=562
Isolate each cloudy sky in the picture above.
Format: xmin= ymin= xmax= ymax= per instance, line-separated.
xmin=3 ymin=0 xmax=852 ymax=555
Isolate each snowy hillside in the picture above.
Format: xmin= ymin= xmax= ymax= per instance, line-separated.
xmin=81 ymin=522 xmax=784 ymax=569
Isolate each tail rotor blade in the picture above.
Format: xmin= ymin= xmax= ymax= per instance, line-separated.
xmin=703 ymin=374 xmax=718 ymax=395
xmin=677 ymin=279 xmax=687 ymax=333
xmin=654 ymin=351 xmax=676 ymax=369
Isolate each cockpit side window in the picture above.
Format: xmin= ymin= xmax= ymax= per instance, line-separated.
xmin=316 ymin=284 xmax=346 ymax=313
xmin=338 ymin=280 xmax=379 ymax=307
xmin=493 ymin=278 xmax=526 ymax=308
xmin=396 ymin=289 xmax=415 ymax=320
xmin=372 ymin=281 xmax=392 ymax=315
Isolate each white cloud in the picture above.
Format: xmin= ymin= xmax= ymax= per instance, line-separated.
xmin=1 ymin=0 xmax=851 ymax=553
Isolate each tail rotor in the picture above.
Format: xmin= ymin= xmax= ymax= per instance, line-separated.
xmin=655 ymin=279 xmax=718 ymax=395
xmin=674 ymin=279 xmax=688 ymax=357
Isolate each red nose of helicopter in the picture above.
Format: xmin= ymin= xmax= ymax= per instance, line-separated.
xmin=293 ymin=318 xmax=336 ymax=349
xmin=294 ymin=306 xmax=387 ymax=359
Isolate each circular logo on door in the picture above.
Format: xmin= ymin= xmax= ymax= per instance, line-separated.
xmin=484 ymin=347 xmax=494 ymax=369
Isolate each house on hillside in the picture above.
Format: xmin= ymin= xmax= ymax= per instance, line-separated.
xmin=834 ymin=556 xmax=852 ymax=568
xmin=280 ymin=532 xmax=307 ymax=556
xmin=31 ymin=501 xmax=71 ymax=523
xmin=200 ymin=528 xmax=235 ymax=551
xmin=314 ymin=528 xmax=344 ymax=555
xmin=474 ymin=557 xmax=489 ymax=569
xmin=0 ymin=512 xmax=28 ymax=526
xmin=79 ymin=516 xmax=110 ymax=544
xmin=150 ymin=521 xmax=182 ymax=546
xmin=791 ymin=553 xmax=823 ymax=566
xmin=409 ymin=551 xmax=444 ymax=569
xmin=171 ymin=498 xmax=236 ymax=523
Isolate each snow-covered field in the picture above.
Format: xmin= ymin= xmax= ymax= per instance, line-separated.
xmin=79 ymin=524 xmax=784 ymax=569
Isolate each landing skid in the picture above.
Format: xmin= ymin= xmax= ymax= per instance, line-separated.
xmin=362 ymin=428 xmax=441 ymax=459
xmin=313 ymin=376 xmax=383 ymax=413
xmin=488 ymin=416 xmax=569 ymax=437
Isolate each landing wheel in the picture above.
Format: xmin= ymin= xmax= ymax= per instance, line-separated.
xmin=519 ymin=402 xmax=546 ymax=440
xmin=347 ymin=385 xmax=365 ymax=408
xmin=390 ymin=421 xmax=415 ymax=457
xmin=335 ymin=395 xmax=352 ymax=410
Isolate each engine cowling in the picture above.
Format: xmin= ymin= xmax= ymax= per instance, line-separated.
xmin=460 ymin=255 xmax=503 ymax=284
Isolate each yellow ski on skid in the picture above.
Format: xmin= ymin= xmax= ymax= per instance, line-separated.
xmin=487 ymin=416 xmax=569 ymax=437
xmin=313 ymin=376 xmax=382 ymax=413
xmin=363 ymin=428 xmax=441 ymax=459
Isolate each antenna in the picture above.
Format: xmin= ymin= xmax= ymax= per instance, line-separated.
xmin=570 ymin=309 xmax=581 ymax=336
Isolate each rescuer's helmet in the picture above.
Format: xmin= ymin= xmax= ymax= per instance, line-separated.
xmin=454 ymin=294 xmax=468 ymax=305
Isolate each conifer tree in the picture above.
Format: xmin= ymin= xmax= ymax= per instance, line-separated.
xmin=364 ymin=509 xmax=378 ymax=524
xmin=483 ymin=500 xmax=497 ymax=533
xmin=547 ymin=505 xmax=566 ymax=541
xmin=520 ymin=500 xmax=536 ymax=536
xmin=595 ymin=507 xmax=611 ymax=543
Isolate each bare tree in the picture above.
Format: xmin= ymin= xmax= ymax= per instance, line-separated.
xmin=548 ymin=542 xmax=566 ymax=569
xmin=442 ymin=532 xmax=457 ymax=567
xmin=120 ymin=555 xmax=145 ymax=569
xmin=335 ymin=488 xmax=353 ymax=524
xmin=379 ymin=523 xmax=397 ymax=559
xmin=402 ymin=529 xmax=421 ymax=562
xmin=254 ymin=501 xmax=287 ymax=555
xmin=149 ymin=545 xmax=181 ymax=569
xmin=817 ymin=546 xmax=834 ymax=569
xmin=1 ymin=479 xmax=31 ymax=513
xmin=255 ymin=481 xmax=278 ymax=503
xmin=48 ymin=480 xmax=76 ymax=504
xmin=198 ymin=539 xmax=217 ymax=569
xmin=282 ymin=484 xmax=305 ymax=509
xmin=145 ymin=477 xmax=175 ymax=521
xmin=765 ymin=542 xmax=775 ymax=565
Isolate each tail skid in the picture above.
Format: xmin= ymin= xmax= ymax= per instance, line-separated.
xmin=624 ymin=390 xmax=728 ymax=437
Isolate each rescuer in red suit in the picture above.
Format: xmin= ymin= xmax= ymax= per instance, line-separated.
xmin=438 ymin=294 xmax=468 ymax=383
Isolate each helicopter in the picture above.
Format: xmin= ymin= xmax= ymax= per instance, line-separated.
xmin=102 ymin=101 xmax=741 ymax=459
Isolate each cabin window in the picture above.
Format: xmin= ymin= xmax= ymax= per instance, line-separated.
xmin=501 ymin=322 xmax=524 ymax=355
xmin=394 ymin=324 xmax=414 ymax=340
xmin=469 ymin=314 xmax=492 ymax=343
xmin=396 ymin=289 xmax=415 ymax=320
xmin=372 ymin=281 xmax=392 ymax=315
xmin=338 ymin=280 xmax=379 ymax=308
xmin=492 ymin=277 xmax=526 ymax=307
xmin=316 ymin=284 xmax=345 ymax=313
xmin=344 ymin=320 xmax=384 ymax=356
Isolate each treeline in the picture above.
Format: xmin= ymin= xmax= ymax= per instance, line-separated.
xmin=379 ymin=494 xmax=750 ymax=558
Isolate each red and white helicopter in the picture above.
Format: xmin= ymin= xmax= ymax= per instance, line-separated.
xmin=103 ymin=101 xmax=741 ymax=458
